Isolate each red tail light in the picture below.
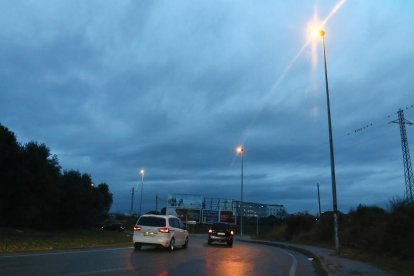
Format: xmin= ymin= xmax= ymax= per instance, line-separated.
xmin=159 ymin=228 xmax=170 ymax=233
xmin=134 ymin=226 xmax=142 ymax=231
xmin=208 ymin=229 xmax=212 ymax=233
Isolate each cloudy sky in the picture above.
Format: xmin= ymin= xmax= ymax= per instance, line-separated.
xmin=1 ymin=0 xmax=414 ymax=215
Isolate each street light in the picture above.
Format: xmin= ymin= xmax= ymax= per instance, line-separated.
xmin=311 ymin=27 xmax=340 ymax=254
xmin=139 ymin=169 xmax=145 ymax=216
xmin=236 ymin=145 xmax=244 ymax=239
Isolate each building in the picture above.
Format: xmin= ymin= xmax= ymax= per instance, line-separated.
xmin=166 ymin=193 xmax=285 ymax=224
xmin=233 ymin=201 xmax=286 ymax=219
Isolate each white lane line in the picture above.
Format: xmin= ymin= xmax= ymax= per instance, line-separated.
xmin=0 ymin=247 xmax=133 ymax=258
xmin=288 ymin=252 xmax=297 ymax=276
xmin=64 ymin=267 xmax=134 ymax=276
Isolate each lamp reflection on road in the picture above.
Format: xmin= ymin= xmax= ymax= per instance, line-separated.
xmin=204 ymin=255 xmax=253 ymax=275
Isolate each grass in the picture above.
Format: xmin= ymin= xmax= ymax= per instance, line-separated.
xmin=0 ymin=227 xmax=132 ymax=253
xmin=339 ymin=247 xmax=414 ymax=276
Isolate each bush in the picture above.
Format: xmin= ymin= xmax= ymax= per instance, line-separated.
xmin=341 ymin=205 xmax=388 ymax=251
xmin=285 ymin=212 xmax=316 ymax=241
xmin=382 ymin=198 xmax=414 ymax=258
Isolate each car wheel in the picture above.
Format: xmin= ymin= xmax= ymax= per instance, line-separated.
xmin=169 ymin=238 xmax=175 ymax=251
xmin=227 ymin=240 xmax=233 ymax=247
xmin=207 ymin=239 xmax=212 ymax=245
xmin=134 ymin=242 xmax=142 ymax=251
xmin=182 ymin=237 xmax=188 ymax=249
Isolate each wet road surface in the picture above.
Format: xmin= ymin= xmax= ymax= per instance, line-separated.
xmin=0 ymin=235 xmax=317 ymax=275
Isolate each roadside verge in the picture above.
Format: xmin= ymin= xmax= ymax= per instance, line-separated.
xmin=239 ymin=239 xmax=329 ymax=276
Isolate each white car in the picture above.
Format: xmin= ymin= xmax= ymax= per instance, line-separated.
xmin=133 ymin=214 xmax=189 ymax=251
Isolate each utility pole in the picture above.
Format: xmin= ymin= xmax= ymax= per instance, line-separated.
xmin=317 ymin=183 xmax=322 ymax=217
xmin=130 ymin=187 xmax=135 ymax=215
xmin=391 ymin=109 xmax=414 ymax=202
xmin=155 ymin=195 xmax=158 ymax=212
xmin=139 ymin=169 xmax=145 ymax=216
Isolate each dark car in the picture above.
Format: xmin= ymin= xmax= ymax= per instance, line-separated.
xmin=101 ymin=223 xmax=125 ymax=232
xmin=207 ymin=223 xmax=234 ymax=247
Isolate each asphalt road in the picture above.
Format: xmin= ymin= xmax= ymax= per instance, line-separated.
xmin=0 ymin=235 xmax=318 ymax=275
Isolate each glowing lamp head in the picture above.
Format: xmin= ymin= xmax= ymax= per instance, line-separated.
xmin=310 ymin=27 xmax=325 ymax=38
xmin=140 ymin=169 xmax=145 ymax=176
xmin=236 ymin=146 xmax=244 ymax=154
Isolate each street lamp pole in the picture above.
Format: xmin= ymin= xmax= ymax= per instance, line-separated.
xmin=130 ymin=187 xmax=135 ymax=215
xmin=320 ymin=30 xmax=340 ymax=255
xmin=237 ymin=146 xmax=244 ymax=239
xmin=139 ymin=169 xmax=145 ymax=216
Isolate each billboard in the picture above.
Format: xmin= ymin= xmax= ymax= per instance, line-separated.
xmin=167 ymin=194 xmax=202 ymax=209
xmin=202 ymin=210 xmax=219 ymax=224
xmin=167 ymin=208 xmax=201 ymax=223
xmin=220 ymin=211 xmax=235 ymax=224
xmin=166 ymin=194 xmax=235 ymax=225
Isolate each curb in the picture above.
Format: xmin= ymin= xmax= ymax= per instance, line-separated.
xmin=238 ymin=239 xmax=332 ymax=276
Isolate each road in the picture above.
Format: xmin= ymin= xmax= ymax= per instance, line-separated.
xmin=0 ymin=235 xmax=318 ymax=275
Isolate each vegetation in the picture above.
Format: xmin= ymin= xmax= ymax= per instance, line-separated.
xmin=0 ymin=227 xmax=130 ymax=253
xmin=252 ymin=199 xmax=414 ymax=263
xmin=0 ymin=123 xmax=113 ymax=229
xmin=252 ymin=200 xmax=414 ymax=274
xmin=256 ymin=200 xmax=414 ymax=259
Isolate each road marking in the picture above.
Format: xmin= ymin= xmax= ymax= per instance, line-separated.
xmin=288 ymin=252 xmax=297 ymax=276
xmin=64 ymin=267 xmax=134 ymax=275
xmin=0 ymin=247 xmax=133 ymax=258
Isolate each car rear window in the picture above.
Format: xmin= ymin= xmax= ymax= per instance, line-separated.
xmin=212 ymin=223 xmax=230 ymax=231
xmin=137 ymin=216 xmax=166 ymax=227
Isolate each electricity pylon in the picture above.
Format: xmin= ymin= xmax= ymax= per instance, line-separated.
xmin=391 ymin=109 xmax=414 ymax=202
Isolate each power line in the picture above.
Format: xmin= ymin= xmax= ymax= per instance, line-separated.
xmin=346 ymin=104 xmax=414 ymax=137
xmin=340 ymin=105 xmax=414 ymax=202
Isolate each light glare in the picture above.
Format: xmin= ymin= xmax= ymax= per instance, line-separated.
xmin=310 ymin=27 xmax=324 ymax=38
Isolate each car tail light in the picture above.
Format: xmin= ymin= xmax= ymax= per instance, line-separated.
xmin=230 ymin=230 xmax=234 ymax=235
xmin=159 ymin=228 xmax=170 ymax=233
xmin=208 ymin=229 xmax=212 ymax=233
xmin=133 ymin=226 xmax=142 ymax=231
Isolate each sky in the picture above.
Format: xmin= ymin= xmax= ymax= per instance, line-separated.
xmin=1 ymin=0 xmax=414 ymax=215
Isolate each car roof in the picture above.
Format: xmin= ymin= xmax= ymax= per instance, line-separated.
xmin=140 ymin=214 xmax=179 ymax=219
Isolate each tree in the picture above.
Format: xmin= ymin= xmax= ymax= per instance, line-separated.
xmin=19 ymin=142 xmax=61 ymax=227
xmin=57 ymin=171 xmax=113 ymax=228
xmin=0 ymin=124 xmax=21 ymax=226
xmin=57 ymin=170 xmax=92 ymax=227
xmin=160 ymin=207 xmax=166 ymax=215
xmin=0 ymin=123 xmax=114 ymax=229
xmin=96 ymin=182 xmax=113 ymax=214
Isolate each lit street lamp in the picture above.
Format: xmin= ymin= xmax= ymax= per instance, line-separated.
xmin=311 ymin=27 xmax=340 ymax=254
xmin=236 ymin=145 xmax=244 ymax=239
xmin=139 ymin=169 xmax=145 ymax=216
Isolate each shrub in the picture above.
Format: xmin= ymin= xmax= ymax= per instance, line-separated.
xmin=382 ymin=198 xmax=414 ymax=258
xmin=285 ymin=212 xmax=316 ymax=240
xmin=341 ymin=205 xmax=388 ymax=251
